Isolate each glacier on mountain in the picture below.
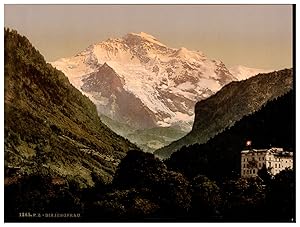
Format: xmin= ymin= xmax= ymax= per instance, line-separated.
xmin=50 ymin=32 xmax=268 ymax=151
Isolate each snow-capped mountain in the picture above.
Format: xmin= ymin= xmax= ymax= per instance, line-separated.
xmin=229 ymin=65 xmax=273 ymax=80
xmin=51 ymin=32 xmax=238 ymax=132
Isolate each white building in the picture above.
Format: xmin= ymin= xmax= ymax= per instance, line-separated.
xmin=241 ymin=147 xmax=293 ymax=178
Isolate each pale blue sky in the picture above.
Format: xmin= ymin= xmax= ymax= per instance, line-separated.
xmin=4 ymin=4 xmax=293 ymax=69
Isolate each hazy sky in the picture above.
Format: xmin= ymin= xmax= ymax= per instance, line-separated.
xmin=4 ymin=4 xmax=293 ymax=70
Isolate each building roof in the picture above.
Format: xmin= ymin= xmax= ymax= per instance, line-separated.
xmin=241 ymin=148 xmax=267 ymax=154
xmin=241 ymin=147 xmax=293 ymax=157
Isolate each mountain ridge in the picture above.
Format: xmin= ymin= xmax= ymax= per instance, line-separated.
xmin=51 ymin=32 xmax=236 ymax=131
xmin=155 ymin=68 xmax=293 ymax=159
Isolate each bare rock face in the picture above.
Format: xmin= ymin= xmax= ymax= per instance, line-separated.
xmin=51 ymin=32 xmax=237 ymax=132
xmin=81 ymin=63 xmax=156 ymax=129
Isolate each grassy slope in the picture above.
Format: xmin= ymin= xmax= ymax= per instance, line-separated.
xmin=4 ymin=28 xmax=137 ymax=187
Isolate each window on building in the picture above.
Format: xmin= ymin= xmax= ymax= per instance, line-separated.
xmin=253 ymin=169 xmax=256 ymax=174
xmin=263 ymin=157 xmax=264 ymax=160
xmin=275 ymin=164 xmax=277 ymax=168
xmin=279 ymin=164 xmax=280 ymax=168
xmin=259 ymin=157 xmax=261 ymax=161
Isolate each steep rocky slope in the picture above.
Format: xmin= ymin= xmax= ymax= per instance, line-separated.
xmin=155 ymin=69 xmax=293 ymax=159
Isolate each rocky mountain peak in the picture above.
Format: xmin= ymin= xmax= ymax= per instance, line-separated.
xmin=123 ymin=32 xmax=166 ymax=47
xmin=50 ymin=32 xmax=270 ymax=152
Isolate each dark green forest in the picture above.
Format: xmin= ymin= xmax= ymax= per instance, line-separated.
xmin=5 ymin=150 xmax=295 ymax=222
xmin=4 ymin=28 xmax=295 ymax=222
xmin=166 ymin=90 xmax=295 ymax=180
